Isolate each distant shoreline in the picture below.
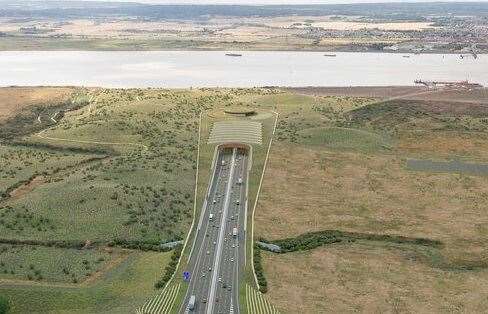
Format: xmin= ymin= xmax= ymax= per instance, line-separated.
xmin=0 ymin=38 xmax=480 ymax=55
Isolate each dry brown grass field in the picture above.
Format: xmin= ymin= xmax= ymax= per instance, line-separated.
xmin=255 ymin=89 xmax=488 ymax=313
xmin=287 ymin=87 xmax=488 ymax=103
xmin=263 ymin=243 xmax=488 ymax=313
xmin=0 ymin=87 xmax=75 ymax=122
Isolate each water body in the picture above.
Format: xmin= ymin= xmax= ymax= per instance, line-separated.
xmin=0 ymin=51 xmax=486 ymax=88
xmin=407 ymin=159 xmax=488 ymax=176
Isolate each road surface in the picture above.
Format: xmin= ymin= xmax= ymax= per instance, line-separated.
xmin=181 ymin=146 xmax=248 ymax=313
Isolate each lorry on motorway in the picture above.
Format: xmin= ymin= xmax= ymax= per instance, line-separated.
xmin=232 ymin=227 xmax=238 ymax=237
xmin=209 ymin=213 xmax=214 ymax=221
xmin=188 ymin=295 xmax=196 ymax=311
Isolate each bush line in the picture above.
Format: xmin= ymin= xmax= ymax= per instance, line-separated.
xmin=253 ymin=244 xmax=268 ymax=293
xmin=0 ymin=238 xmax=180 ymax=252
xmin=155 ymin=244 xmax=182 ymax=289
xmin=108 ymin=238 xmax=180 ymax=252
xmin=259 ymin=229 xmax=442 ymax=254
xmin=0 ymin=238 xmax=86 ymax=249
xmin=5 ymin=141 xmax=116 ymax=156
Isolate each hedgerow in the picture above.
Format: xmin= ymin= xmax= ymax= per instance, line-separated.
xmin=154 ymin=244 xmax=182 ymax=289
xmin=253 ymin=244 xmax=268 ymax=293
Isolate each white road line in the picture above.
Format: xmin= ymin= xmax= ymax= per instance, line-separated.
xmin=207 ymin=148 xmax=237 ymax=314
xmin=188 ymin=154 xmax=227 ymax=300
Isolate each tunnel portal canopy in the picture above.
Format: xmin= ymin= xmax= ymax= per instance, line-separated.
xmin=208 ymin=120 xmax=262 ymax=145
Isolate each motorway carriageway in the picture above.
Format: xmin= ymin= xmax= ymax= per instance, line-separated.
xmin=181 ymin=147 xmax=248 ymax=313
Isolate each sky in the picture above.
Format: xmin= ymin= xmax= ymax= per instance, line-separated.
xmin=72 ymin=0 xmax=488 ymax=4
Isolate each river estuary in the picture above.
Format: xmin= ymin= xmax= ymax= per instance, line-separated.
xmin=1 ymin=51 xmax=486 ymax=88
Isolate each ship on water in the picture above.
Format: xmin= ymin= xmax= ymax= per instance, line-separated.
xmin=225 ymin=53 xmax=242 ymax=57
xmin=323 ymin=54 xmax=337 ymax=57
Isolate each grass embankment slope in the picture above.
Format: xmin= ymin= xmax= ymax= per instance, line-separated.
xmin=254 ymin=88 xmax=488 ymax=313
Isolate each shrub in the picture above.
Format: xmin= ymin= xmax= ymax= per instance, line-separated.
xmin=0 ymin=295 xmax=10 ymax=314
xmin=253 ymin=244 xmax=268 ymax=293
xmin=154 ymin=244 xmax=182 ymax=289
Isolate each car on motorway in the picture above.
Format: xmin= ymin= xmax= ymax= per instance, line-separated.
xmin=188 ymin=295 xmax=196 ymax=311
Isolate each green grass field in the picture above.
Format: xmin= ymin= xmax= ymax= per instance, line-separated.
xmin=0 ymin=244 xmax=117 ymax=284
xmin=0 ymin=250 xmax=171 ymax=313
xmin=299 ymin=127 xmax=391 ymax=152
xmin=0 ymin=144 xmax=97 ymax=194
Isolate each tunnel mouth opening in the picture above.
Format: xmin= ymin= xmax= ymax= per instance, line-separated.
xmin=223 ymin=108 xmax=257 ymax=117
xmin=217 ymin=143 xmax=251 ymax=151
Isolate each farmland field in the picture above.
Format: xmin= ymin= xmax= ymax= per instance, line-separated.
xmin=254 ymin=88 xmax=488 ymax=313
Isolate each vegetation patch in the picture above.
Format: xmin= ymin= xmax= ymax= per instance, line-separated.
xmin=0 ymin=251 xmax=171 ymax=313
xmin=0 ymin=244 xmax=117 ymax=284
xmin=347 ymin=99 xmax=488 ymax=133
xmin=253 ymin=245 xmax=268 ymax=293
xmin=299 ymin=127 xmax=391 ymax=152
xmin=0 ymin=295 xmax=9 ymax=314
xmin=0 ymin=144 xmax=100 ymax=196
xmin=155 ymin=245 xmax=182 ymax=289
xmin=0 ymin=90 xmax=90 ymax=141
xmin=260 ymin=229 xmax=442 ymax=254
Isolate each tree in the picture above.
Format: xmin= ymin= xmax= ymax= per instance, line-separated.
xmin=0 ymin=295 xmax=10 ymax=314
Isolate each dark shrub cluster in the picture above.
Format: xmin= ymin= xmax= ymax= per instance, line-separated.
xmin=154 ymin=244 xmax=182 ymax=289
xmin=253 ymin=244 xmax=268 ymax=293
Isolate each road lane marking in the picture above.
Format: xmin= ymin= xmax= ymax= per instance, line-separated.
xmin=189 ymin=160 xmax=226 ymax=294
xmin=207 ymin=148 xmax=237 ymax=314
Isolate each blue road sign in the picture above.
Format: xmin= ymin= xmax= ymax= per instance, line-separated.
xmin=183 ymin=271 xmax=191 ymax=282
